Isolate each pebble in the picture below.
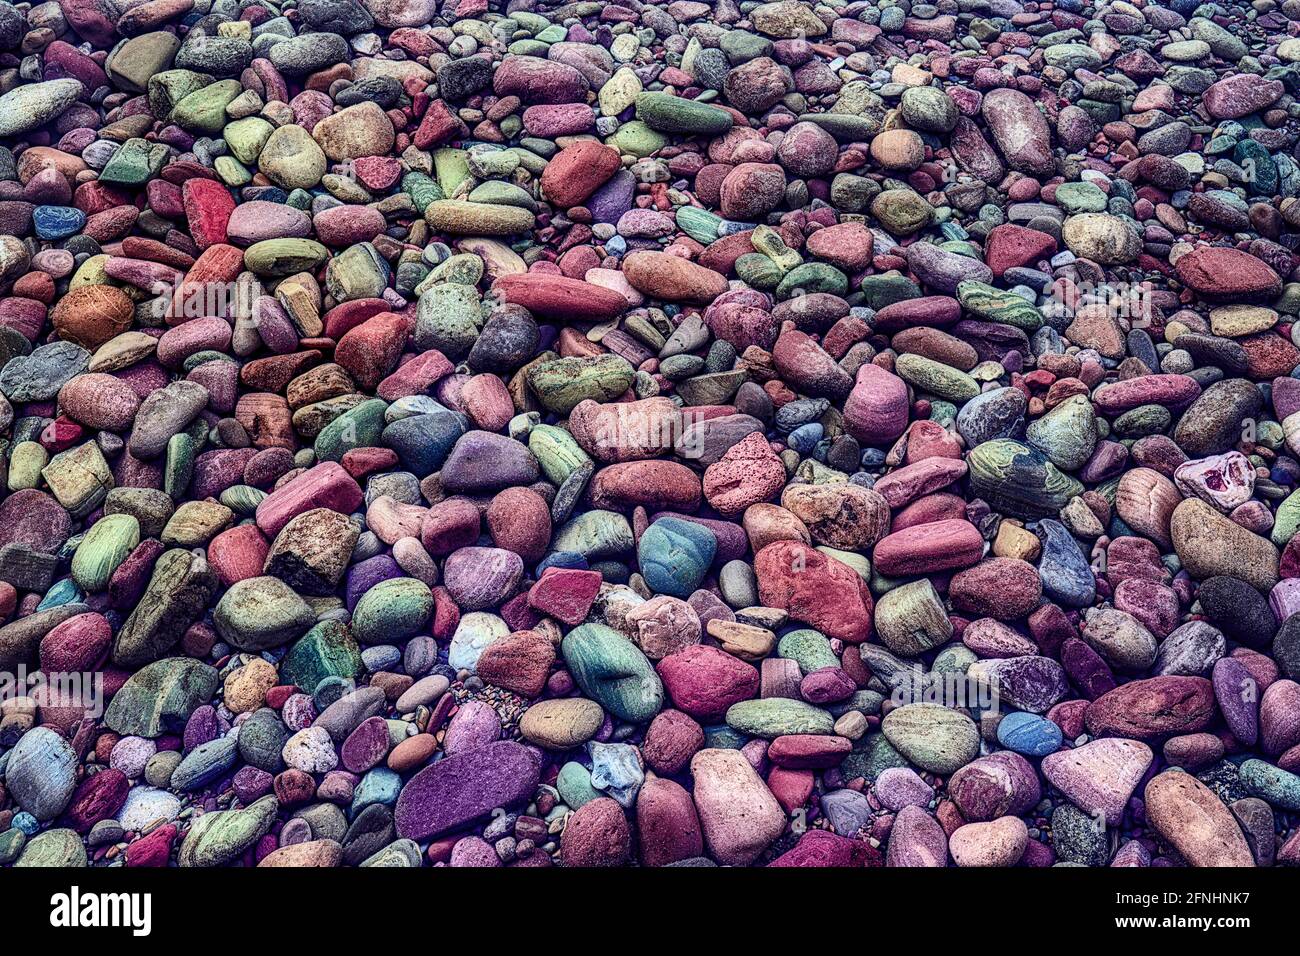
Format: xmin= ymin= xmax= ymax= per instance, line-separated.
xmin=519 ymin=698 xmax=603 ymax=750
xmin=1145 ymin=771 xmax=1256 ymax=867
xmin=0 ymin=0 xmax=1292 ymax=873
xmin=1042 ymin=738 xmax=1153 ymax=826
xmin=950 ymin=817 xmax=1029 ymax=867
xmin=689 ymin=749 xmax=784 ymax=866
xmin=4 ymin=728 xmax=77 ymax=822
xmin=886 ymin=804 xmax=948 ymax=867
xmin=393 ymin=741 xmax=540 ymax=842
xmin=949 ymin=753 xmax=1041 ymax=822
xmin=882 ymin=704 xmax=980 ymax=775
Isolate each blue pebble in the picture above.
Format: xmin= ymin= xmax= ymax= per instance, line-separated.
xmin=12 ymin=812 xmax=39 ymax=835
xmin=1107 ymin=513 xmax=1136 ymax=540
xmin=241 ymin=185 xmax=288 ymax=204
xmin=361 ymin=645 xmax=402 ymax=672
xmin=1037 ymin=518 xmax=1096 ymax=608
xmin=787 ymin=422 xmax=823 ymax=455
xmin=37 ymin=578 xmax=84 ymax=611
xmin=537 ymin=550 xmax=588 ymax=576
xmin=380 ymin=411 xmax=465 ymax=476
xmin=637 ymin=516 xmax=716 ymax=598
xmin=312 ymin=675 xmax=355 ymax=710
xmin=997 ymin=711 xmax=1063 ymax=758
xmin=1004 ymin=267 xmax=1053 ymax=291
xmin=860 ymin=447 xmax=887 ymax=468
xmin=351 ymin=767 xmax=402 ymax=816
xmin=33 ymin=205 xmax=86 ymax=241
xmin=604 ymin=234 xmax=627 ymax=256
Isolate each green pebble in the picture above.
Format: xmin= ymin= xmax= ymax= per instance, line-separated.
xmin=676 ymin=206 xmax=723 ymax=245
xmin=222 ymin=116 xmax=274 ymax=165
xmin=164 ymin=430 xmax=197 ymax=499
xmin=552 ymin=510 xmax=635 ymax=559
xmin=70 ymin=512 xmax=139 ymax=593
xmin=433 ymin=148 xmax=471 ymax=196
xmin=213 ymin=576 xmax=317 ymax=652
xmin=528 ymin=423 xmax=592 ymax=485
xmin=103 ymin=657 xmax=220 ymax=738
xmin=147 ymin=69 xmax=211 ymax=120
xmin=606 ymin=120 xmax=666 ymax=158
xmin=872 ymin=188 xmax=934 ymax=235
xmin=15 ymin=828 xmax=86 ymax=867
xmin=1054 ymin=181 xmax=1108 ymax=214
xmin=956 ymin=280 xmax=1043 ymax=332
xmin=351 ymin=578 xmax=434 ymax=645
xmin=219 ymin=484 xmax=266 ymax=517
xmin=7 ymin=440 xmax=47 ymax=490
xmin=0 ymin=828 xmax=26 ymax=865
xmin=561 ymin=622 xmax=663 ymax=723
xmin=281 ymin=620 xmax=362 ymax=692
xmin=1273 ymin=488 xmax=1300 ymax=546
xmin=171 ymin=79 xmax=243 ymax=133
xmin=894 ymin=353 xmax=981 ymax=403
xmin=776 ymin=262 xmax=848 ymax=299
xmin=314 ymin=398 xmax=388 ymax=462
xmin=467 ymin=180 xmax=537 ymax=212
xmin=860 ymin=271 xmax=921 ymax=309
xmin=967 ymin=438 xmax=1084 ymax=519
xmin=325 ymin=242 xmax=389 ymax=302
xmin=527 ymin=354 xmax=636 ymax=416
xmin=99 ymin=137 xmax=169 ymax=186
xmin=776 ymin=628 xmax=840 ymax=674
xmin=735 ymin=252 xmax=784 ymax=289
xmin=725 ymin=698 xmax=835 ymax=739
xmin=840 ymin=733 xmax=911 ymax=782
xmin=1025 ymin=394 xmax=1098 ymax=471
xmin=1113 ymin=404 xmax=1172 ymax=438
xmin=881 ymin=702 xmax=980 ymax=775
xmin=178 ymin=795 xmax=278 ymax=867
xmin=556 ymin=761 xmax=603 ymax=809
xmin=244 ymin=238 xmax=329 ymax=277
xmin=403 ymin=171 xmax=445 ymax=213
xmin=634 ymin=91 xmax=733 ymax=135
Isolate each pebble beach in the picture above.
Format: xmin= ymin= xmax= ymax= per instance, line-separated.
xmin=0 ymin=0 xmax=1294 ymax=871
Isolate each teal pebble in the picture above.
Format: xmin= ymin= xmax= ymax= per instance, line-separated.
xmin=1240 ymin=758 xmax=1300 ymax=811
xmin=556 ymin=761 xmax=602 ymax=809
xmin=636 ymin=516 xmax=716 ymax=598
xmin=350 ymin=767 xmax=402 ymax=816
xmin=171 ymin=736 xmax=239 ymax=791
xmin=777 ymin=629 xmax=839 ymax=674
xmin=37 ymin=578 xmax=84 ymax=611
xmin=561 ymin=622 xmax=663 ymax=723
